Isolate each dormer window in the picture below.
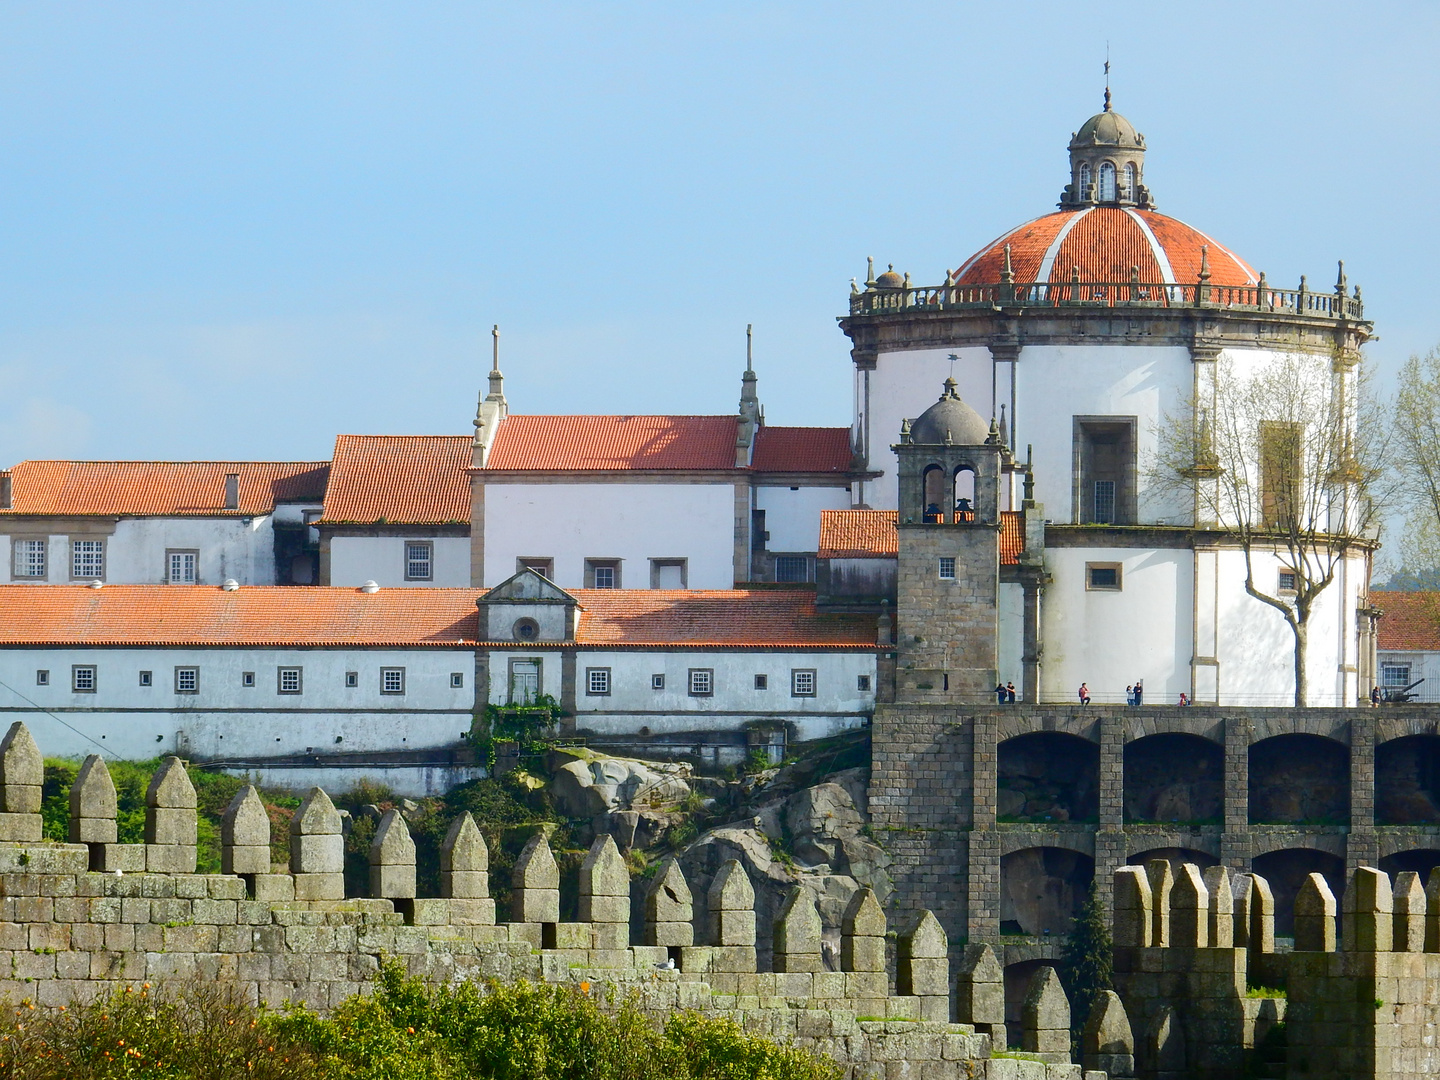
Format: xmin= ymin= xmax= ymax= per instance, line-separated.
xmin=1098 ymin=162 xmax=1116 ymax=201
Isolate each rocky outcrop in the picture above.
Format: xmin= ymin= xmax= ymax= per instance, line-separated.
xmin=548 ymin=749 xmax=691 ymax=818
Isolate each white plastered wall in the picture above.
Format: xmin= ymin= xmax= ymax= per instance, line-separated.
xmin=482 ymin=482 xmax=736 ymax=589
xmin=998 ymin=581 xmax=1025 ymax=690
xmin=3 ymin=518 xmax=280 ymax=586
xmin=755 ymin=485 xmax=853 ymax=552
xmin=329 ymin=536 xmax=471 ymax=587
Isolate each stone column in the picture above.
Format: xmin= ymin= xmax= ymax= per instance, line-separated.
xmin=1020 ymin=577 xmax=1043 ymax=703
xmin=369 ymin=809 xmax=416 ymax=901
xmin=1096 ymin=715 xmax=1126 ymax=917
xmin=967 ymin=713 xmax=1000 ymax=942
xmin=1347 ymin=715 xmax=1377 ymax=872
xmin=1221 ymin=716 xmax=1251 ymax=870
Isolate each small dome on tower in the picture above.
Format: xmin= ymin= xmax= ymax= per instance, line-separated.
xmin=873 ymin=265 xmax=905 ymax=289
xmin=1070 ymin=106 xmax=1144 ymax=151
xmin=1060 ymin=93 xmax=1153 ymax=210
xmin=909 ymin=378 xmax=991 ymax=445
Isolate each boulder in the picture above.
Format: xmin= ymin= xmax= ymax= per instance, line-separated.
xmin=549 ymin=752 xmax=692 ymax=818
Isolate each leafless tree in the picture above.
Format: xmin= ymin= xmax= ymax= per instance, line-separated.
xmin=1152 ymin=352 xmax=1386 ymax=706
xmin=1391 ymin=347 xmax=1440 ymax=574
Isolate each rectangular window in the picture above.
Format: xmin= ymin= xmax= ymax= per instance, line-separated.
xmin=754 ymin=674 xmax=768 ymax=690
xmin=381 ymin=667 xmax=405 ymax=695
xmin=938 ymin=557 xmax=956 ymax=580
xmin=242 ymin=671 xmax=255 ymax=688
xmin=1074 ymin=417 xmax=1137 ymax=524
xmin=345 ymin=671 xmax=358 ymax=688
xmin=857 ymin=674 xmax=872 ymax=692
xmin=35 ymin=670 xmax=49 ymax=687
xmin=586 ymin=559 xmax=620 ymax=588
xmin=71 ymin=539 xmax=104 ymax=581
xmin=1092 ymin=480 xmax=1116 ymax=525
xmin=12 ymin=539 xmax=46 ymax=579
xmin=517 ymin=557 xmax=554 ymax=579
xmin=405 ymin=541 xmax=433 ymax=582
xmin=174 ymin=667 xmax=198 ymax=693
xmin=791 ymin=669 xmax=817 ymax=697
xmin=651 ymin=673 xmax=665 ymax=690
xmin=166 ymin=550 xmax=198 ymax=584
xmin=586 ymin=667 xmax=611 ymax=696
xmin=450 ymin=672 xmax=464 ymax=689
xmin=775 ymin=555 xmax=809 ymax=583
xmin=508 ymin=658 xmax=542 ymax=705
xmin=277 ymin=667 xmax=302 ymax=694
xmin=72 ymin=665 xmax=96 ymax=693
xmin=688 ymin=668 xmax=713 ymax=697
xmin=139 ymin=670 xmax=153 ymax=687
xmin=1086 ymin=563 xmax=1122 ymax=591
xmin=1382 ymin=663 xmax=1413 ymax=688
xmin=1278 ymin=569 xmax=1298 ymax=594
xmin=650 ymin=558 xmax=688 ymax=589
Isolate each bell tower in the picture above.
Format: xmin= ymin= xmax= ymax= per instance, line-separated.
xmin=893 ymin=379 xmax=1004 ymax=703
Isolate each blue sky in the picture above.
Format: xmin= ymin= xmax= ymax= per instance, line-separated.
xmin=1 ymin=2 xmax=1437 ymax=465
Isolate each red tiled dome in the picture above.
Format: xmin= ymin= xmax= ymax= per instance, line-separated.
xmin=953 ymin=206 xmax=1256 ymax=288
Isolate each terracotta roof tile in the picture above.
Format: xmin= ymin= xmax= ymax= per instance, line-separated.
xmin=0 ymin=585 xmax=477 ymax=647
xmin=752 ymin=427 xmax=854 ymax=473
xmin=1374 ymin=591 xmax=1440 ymax=652
xmin=0 ymin=461 xmax=329 ymax=518
xmin=564 ymin=589 xmax=876 ymax=647
xmin=818 ymin=509 xmax=1023 ymax=565
xmin=319 ymin=435 xmax=471 ymax=525
xmin=484 ymin=415 xmax=738 ymax=472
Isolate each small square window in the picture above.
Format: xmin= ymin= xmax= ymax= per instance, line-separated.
xmin=450 ymin=672 xmax=464 ymax=689
xmin=381 ymin=667 xmax=405 ymax=695
xmin=1382 ymin=662 xmax=1412 ymax=688
xmin=72 ymin=665 xmax=96 ymax=693
xmin=345 ymin=671 xmax=358 ymax=688
xmin=754 ymin=674 xmax=769 ymax=690
xmin=775 ymin=555 xmax=809 ymax=583
xmin=278 ymin=667 xmax=302 ymax=694
xmin=174 ymin=667 xmax=198 ymax=693
xmin=405 ymin=542 xmax=433 ymax=582
xmin=650 ymin=558 xmax=687 ymax=589
xmin=857 ymin=674 xmax=872 ymax=692
xmin=1086 ymin=563 xmax=1122 ymax=591
xmin=651 ymin=673 xmax=665 ymax=690
xmin=166 ymin=549 xmax=198 ymax=585
xmin=791 ymin=669 xmax=817 ymax=697
xmin=938 ymin=557 xmax=956 ymax=580
xmin=139 ymin=670 xmax=153 ymax=687
xmin=688 ymin=668 xmax=714 ymax=696
xmin=35 ymin=670 xmax=49 ymax=687
xmin=1278 ymin=570 xmax=1298 ymax=594
xmin=586 ymin=668 xmax=612 ymax=696
xmin=586 ymin=559 xmax=620 ymax=588
xmin=242 ymin=671 xmax=255 ymax=688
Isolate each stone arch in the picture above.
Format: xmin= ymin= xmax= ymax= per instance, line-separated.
xmin=1375 ymin=734 xmax=1440 ymax=824
xmin=1250 ymin=848 xmax=1344 ymax=937
xmin=953 ymin=464 xmax=977 ymax=521
xmin=1378 ymin=848 xmax=1440 ymax=882
xmin=998 ymin=732 xmax=1099 ymax=824
xmin=1077 ymin=162 xmax=1091 ymax=196
xmin=1120 ymin=714 xmax=1224 ymax=744
xmin=997 ymin=713 xmax=1098 ymax=744
xmin=1123 ymin=732 xmax=1223 ymax=824
xmin=922 ymin=464 xmax=947 ymax=522
xmin=1127 ymin=844 xmax=1221 ymax=869
xmin=1249 ymin=734 xmax=1349 ymax=825
xmin=1098 ymin=161 xmax=1117 ymax=201
xmin=999 ymin=832 xmax=1094 ymax=859
xmin=1248 ymin=714 xmax=1350 ymax=745
xmin=999 ymin=846 xmax=1094 ymax=937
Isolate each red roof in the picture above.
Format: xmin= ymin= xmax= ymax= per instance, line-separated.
xmin=953 ymin=207 xmax=1256 ymax=288
xmin=1374 ymin=591 xmax=1440 ymax=651
xmin=485 ymin=415 xmax=738 ymax=472
xmin=319 ymin=435 xmax=471 ymax=525
xmin=564 ymin=589 xmax=876 ymax=648
xmin=0 ymin=585 xmax=477 ymax=647
xmin=752 ymin=427 xmax=854 ymax=474
xmin=0 ymin=461 xmax=328 ymax=517
xmin=818 ymin=509 xmax=1023 ymax=565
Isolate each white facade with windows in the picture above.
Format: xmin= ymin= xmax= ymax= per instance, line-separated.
xmin=327 ymin=535 xmax=471 ymax=588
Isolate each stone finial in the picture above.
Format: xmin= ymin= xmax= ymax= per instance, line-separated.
xmin=840 ymin=887 xmax=885 ymax=972
xmin=1150 ymin=1005 xmax=1186 ymax=1076
xmin=1145 ymin=859 xmax=1173 ymax=947
xmin=369 ymin=809 xmax=416 ymax=899
xmin=440 ymin=812 xmax=489 ymax=895
xmin=512 ymin=831 xmax=560 ymax=925
xmin=1425 ymin=867 xmax=1440 ymax=952
xmin=897 ymin=909 xmax=949 ymax=1020
xmin=0 ymin=722 xmax=43 ymax=842
xmin=1392 ymin=871 xmax=1425 ymax=953
xmin=1203 ymin=865 xmax=1233 ymax=948
xmin=1083 ymin=990 xmax=1136 ymax=1077
xmin=1170 ymin=863 xmax=1209 ymax=948
xmin=773 ymin=885 xmax=824 ymax=973
xmin=1232 ymin=873 xmax=1253 ymax=948
xmin=289 ymin=787 xmax=344 ymax=901
xmin=69 ymin=754 xmax=118 ymax=844
xmin=144 ymin=757 xmax=197 ymax=873
xmin=1112 ymin=866 xmax=1153 ymax=947
xmin=644 ymin=857 xmax=693 ymax=947
xmin=707 ymin=859 xmax=756 ymax=947
xmin=579 ymin=836 xmax=630 ymax=947
xmin=955 ymin=943 xmax=1005 ymax=1034
xmin=1294 ymin=872 xmax=1337 ymax=952
xmin=1248 ymin=872 xmax=1276 ymax=953
xmin=1341 ymin=866 xmax=1392 ymax=952
xmin=1021 ymin=965 xmax=1071 ymax=1060
xmin=221 ymin=785 xmax=271 ymax=876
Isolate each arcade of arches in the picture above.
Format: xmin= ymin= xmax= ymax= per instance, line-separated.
xmin=872 ymin=706 xmax=1440 ymax=996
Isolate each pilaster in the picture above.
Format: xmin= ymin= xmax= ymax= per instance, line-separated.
xmin=1221 ymin=716 xmax=1252 ymax=869
xmin=968 ymin=713 xmax=999 ymax=942
xmin=1348 ymin=715 xmax=1377 ymax=871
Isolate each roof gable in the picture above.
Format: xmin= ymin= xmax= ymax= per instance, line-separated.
xmin=481 ymin=568 xmax=577 ymax=605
